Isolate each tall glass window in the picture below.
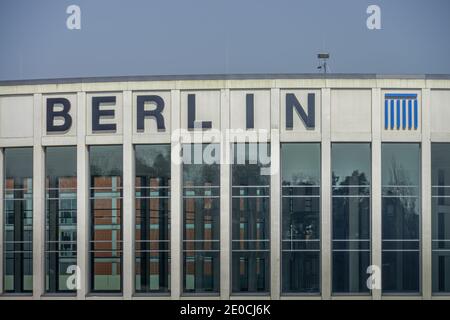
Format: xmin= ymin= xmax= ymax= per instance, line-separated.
xmin=89 ymin=145 xmax=123 ymax=292
xmin=135 ymin=144 xmax=171 ymax=293
xmin=332 ymin=143 xmax=371 ymax=294
xmin=232 ymin=143 xmax=270 ymax=293
xmin=382 ymin=143 xmax=420 ymax=293
xmin=281 ymin=143 xmax=320 ymax=294
xmin=182 ymin=144 xmax=220 ymax=293
xmin=3 ymin=148 xmax=33 ymax=293
xmin=431 ymin=143 xmax=450 ymax=293
xmin=45 ymin=146 xmax=77 ymax=293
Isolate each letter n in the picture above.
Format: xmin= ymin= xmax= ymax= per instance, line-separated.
xmin=286 ymin=93 xmax=315 ymax=129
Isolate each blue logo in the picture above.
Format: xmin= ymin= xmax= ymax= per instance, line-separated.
xmin=384 ymin=93 xmax=418 ymax=130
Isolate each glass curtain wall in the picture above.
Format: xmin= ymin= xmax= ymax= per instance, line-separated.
xmin=332 ymin=143 xmax=371 ymax=294
xmin=135 ymin=144 xmax=171 ymax=293
xmin=231 ymin=143 xmax=270 ymax=293
xmin=382 ymin=143 xmax=420 ymax=293
xmin=45 ymin=146 xmax=77 ymax=293
xmin=281 ymin=143 xmax=321 ymax=294
xmin=89 ymin=145 xmax=123 ymax=292
xmin=431 ymin=143 xmax=450 ymax=293
xmin=3 ymin=148 xmax=33 ymax=293
xmin=182 ymin=144 xmax=220 ymax=293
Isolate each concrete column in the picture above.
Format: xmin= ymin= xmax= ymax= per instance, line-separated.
xmin=77 ymin=92 xmax=88 ymax=299
xmin=220 ymin=89 xmax=231 ymax=299
xmin=371 ymin=88 xmax=382 ymax=300
xmin=33 ymin=93 xmax=45 ymax=299
xmin=170 ymin=90 xmax=181 ymax=299
xmin=270 ymin=88 xmax=281 ymax=299
xmin=0 ymin=149 xmax=3 ymax=295
xmin=421 ymin=88 xmax=432 ymax=299
xmin=122 ymin=90 xmax=134 ymax=299
xmin=321 ymin=88 xmax=331 ymax=299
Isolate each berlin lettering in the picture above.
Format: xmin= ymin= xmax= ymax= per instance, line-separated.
xmin=46 ymin=92 xmax=316 ymax=133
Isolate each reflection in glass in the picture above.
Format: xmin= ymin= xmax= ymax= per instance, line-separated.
xmin=45 ymin=146 xmax=77 ymax=293
xmin=232 ymin=143 xmax=270 ymax=293
xmin=89 ymin=145 xmax=123 ymax=292
xmin=182 ymin=144 xmax=220 ymax=293
xmin=281 ymin=143 xmax=320 ymax=293
xmin=135 ymin=145 xmax=171 ymax=293
xmin=3 ymin=148 xmax=33 ymax=293
xmin=431 ymin=143 xmax=450 ymax=293
xmin=332 ymin=143 xmax=371 ymax=294
xmin=382 ymin=143 xmax=420 ymax=293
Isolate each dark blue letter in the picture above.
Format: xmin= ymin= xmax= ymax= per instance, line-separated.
xmin=46 ymin=97 xmax=72 ymax=132
xmin=136 ymin=95 xmax=165 ymax=131
xmin=92 ymin=96 xmax=116 ymax=132
xmin=286 ymin=93 xmax=315 ymax=129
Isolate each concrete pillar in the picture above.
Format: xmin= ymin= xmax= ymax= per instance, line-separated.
xmin=122 ymin=90 xmax=134 ymax=299
xmin=371 ymin=88 xmax=382 ymax=300
xmin=170 ymin=90 xmax=181 ymax=299
xmin=220 ymin=89 xmax=231 ymax=299
xmin=421 ymin=88 xmax=432 ymax=299
xmin=77 ymin=92 xmax=89 ymax=299
xmin=321 ymin=88 xmax=331 ymax=299
xmin=32 ymin=94 xmax=45 ymax=299
xmin=270 ymin=88 xmax=281 ymax=299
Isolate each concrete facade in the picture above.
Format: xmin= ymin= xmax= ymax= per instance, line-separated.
xmin=1 ymin=74 xmax=450 ymax=299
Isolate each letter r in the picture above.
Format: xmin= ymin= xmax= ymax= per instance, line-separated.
xmin=136 ymin=95 xmax=165 ymax=131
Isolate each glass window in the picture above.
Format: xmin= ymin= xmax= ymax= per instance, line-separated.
xmin=232 ymin=143 xmax=270 ymax=293
xmin=431 ymin=143 xmax=450 ymax=293
xmin=281 ymin=143 xmax=320 ymax=294
xmin=45 ymin=146 xmax=77 ymax=293
xmin=182 ymin=144 xmax=220 ymax=293
xmin=382 ymin=143 xmax=420 ymax=293
xmin=3 ymin=147 xmax=33 ymax=293
xmin=89 ymin=145 xmax=123 ymax=292
xmin=135 ymin=144 xmax=171 ymax=293
xmin=332 ymin=143 xmax=371 ymax=294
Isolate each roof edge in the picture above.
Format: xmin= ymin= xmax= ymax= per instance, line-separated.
xmin=1 ymin=73 xmax=450 ymax=86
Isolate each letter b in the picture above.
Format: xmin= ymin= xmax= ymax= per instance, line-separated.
xmin=47 ymin=98 xmax=72 ymax=133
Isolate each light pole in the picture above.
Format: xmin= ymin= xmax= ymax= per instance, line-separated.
xmin=317 ymin=53 xmax=330 ymax=74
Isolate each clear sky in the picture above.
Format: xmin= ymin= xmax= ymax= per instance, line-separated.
xmin=0 ymin=0 xmax=449 ymax=80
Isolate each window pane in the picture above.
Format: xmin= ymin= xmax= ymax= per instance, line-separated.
xmin=382 ymin=143 xmax=420 ymax=293
xmin=89 ymin=145 xmax=123 ymax=292
xmin=281 ymin=143 xmax=320 ymax=293
xmin=431 ymin=143 xmax=450 ymax=293
xmin=3 ymin=147 xmax=33 ymax=293
xmin=135 ymin=144 xmax=171 ymax=293
xmin=232 ymin=143 xmax=270 ymax=293
xmin=332 ymin=143 xmax=371 ymax=294
xmin=182 ymin=144 xmax=220 ymax=293
xmin=45 ymin=146 xmax=77 ymax=293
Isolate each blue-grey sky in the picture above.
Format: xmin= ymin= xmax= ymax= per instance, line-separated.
xmin=0 ymin=0 xmax=449 ymax=80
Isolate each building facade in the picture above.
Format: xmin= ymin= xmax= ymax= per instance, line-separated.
xmin=0 ymin=74 xmax=450 ymax=299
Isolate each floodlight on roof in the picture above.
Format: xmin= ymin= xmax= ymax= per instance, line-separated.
xmin=317 ymin=53 xmax=330 ymax=59
xmin=317 ymin=53 xmax=330 ymax=74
